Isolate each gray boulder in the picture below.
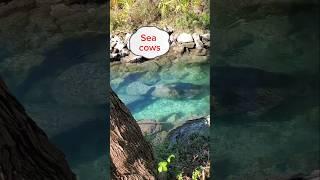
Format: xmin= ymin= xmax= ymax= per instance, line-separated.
xmin=192 ymin=33 xmax=204 ymax=49
xmin=177 ymin=33 xmax=193 ymax=43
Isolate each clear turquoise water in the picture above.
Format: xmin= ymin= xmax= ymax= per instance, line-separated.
xmin=111 ymin=62 xmax=210 ymax=122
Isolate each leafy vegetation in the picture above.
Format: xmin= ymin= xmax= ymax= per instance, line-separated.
xmin=157 ymin=154 xmax=175 ymax=173
xmin=192 ymin=167 xmax=202 ymax=180
xmin=153 ymin=132 xmax=210 ymax=179
xmin=111 ymin=0 xmax=209 ymax=32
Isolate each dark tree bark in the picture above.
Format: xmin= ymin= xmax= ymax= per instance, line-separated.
xmin=110 ymin=89 xmax=157 ymax=180
xmin=0 ymin=78 xmax=76 ymax=180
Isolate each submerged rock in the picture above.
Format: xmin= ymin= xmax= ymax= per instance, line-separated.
xmin=126 ymin=81 xmax=152 ymax=96
xmin=52 ymin=62 xmax=107 ymax=105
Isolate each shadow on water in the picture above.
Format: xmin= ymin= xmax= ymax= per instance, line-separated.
xmin=212 ymin=66 xmax=296 ymax=89
xmin=212 ymin=66 xmax=319 ymax=124
xmin=15 ymin=33 xmax=106 ymax=99
xmin=0 ymin=47 xmax=10 ymax=62
xmin=114 ymin=72 xmax=145 ymax=92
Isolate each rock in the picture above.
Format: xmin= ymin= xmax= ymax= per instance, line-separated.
xmin=307 ymin=170 xmax=320 ymax=179
xmin=110 ymin=53 xmax=120 ymax=61
xmin=121 ymin=52 xmax=143 ymax=63
xmin=36 ymin=0 xmax=63 ymax=5
xmin=126 ymin=81 xmax=152 ymax=96
xmin=170 ymin=41 xmax=177 ymax=47
xmin=203 ymin=40 xmax=210 ymax=47
xmin=50 ymin=4 xmax=73 ymax=18
xmin=120 ymin=48 xmax=130 ymax=57
xmin=152 ymin=84 xmax=179 ymax=99
xmin=190 ymin=48 xmax=208 ymax=56
xmin=167 ymin=116 xmax=210 ymax=144
xmin=172 ymin=45 xmax=185 ymax=55
xmin=170 ymin=33 xmax=178 ymax=43
xmin=0 ymin=52 xmax=44 ymax=88
xmin=181 ymin=42 xmax=195 ymax=49
xmin=201 ymin=33 xmax=210 ymax=41
xmin=192 ymin=33 xmax=204 ymax=49
xmin=114 ymin=41 xmax=125 ymax=51
xmin=112 ymin=47 xmax=119 ymax=53
xmin=110 ymin=77 xmax=124 ymax=89
xmin=138 ymin=120 xmax=163 ymax=135
xmin=177 ymin=33 xmax=193 ymax=43
xmin=111 ymin=35 xmax=121 ymax=43
xmin=124 ymin=33 xmax=132 ymax=45
xmin=165 ymin=116 xmax=210 ymax=176
xmin=140 ymin=60 xmax=160 ymax=73
xmin=116 ymin=94 xmax=144 ymax=105
xmin=163 ymin=26 xmax=174 ymax=34
xmin=110 ymin=41 xmax=116 ymax=48
xmin=52 ymin=63 xmax=107 ymax=106
xmin=140 ymin=71 xmax=160 ymax=85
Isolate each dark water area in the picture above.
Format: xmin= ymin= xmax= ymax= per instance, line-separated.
xmin=15 ymin=33 xmax=106 ymax=101
xmin=212 ymin=3 xmax=319 ymax=180
xmin=1 ymin=33 xmax=108 ymax=179
xmin=51 ymin=112 xmax=108 ymax=167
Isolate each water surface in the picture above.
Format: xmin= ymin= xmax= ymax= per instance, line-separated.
xmin=212 ymin=4 xmax=319 ymax=179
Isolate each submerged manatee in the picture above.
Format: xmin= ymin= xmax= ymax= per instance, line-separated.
xmin=152 ymin=83 xmax=205 ymax=99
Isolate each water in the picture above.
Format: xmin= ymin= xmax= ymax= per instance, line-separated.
xmin=212 ymin=3 xmax=319 ymax=179
xmin=0 ymin=34 xmax=108 ymax=180
xmin=111 ymin=61 xmax=210 ymax=123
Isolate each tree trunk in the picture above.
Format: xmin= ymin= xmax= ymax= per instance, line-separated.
xmin=110 ymin=89 xmax=157 ymax=180
xmin=0 ymin=78 xmax=76 ymax=180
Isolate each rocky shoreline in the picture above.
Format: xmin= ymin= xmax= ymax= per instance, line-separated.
xmin=110 ymin=28 xmax=210 ymax=63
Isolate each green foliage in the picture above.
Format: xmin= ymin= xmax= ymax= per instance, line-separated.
xmin=167 ymin=154 xmax=175 ymax=163
xmin=154 ymin=132 xmax=209 ymax=179
xmin=157 ymin=154 xmax=175 ymax=173
xmin=158 ymin=161 xmax=168 ymax=173
xmin=111 ymin=0 xmax=209 ymax=31
xmin=192 ymin=167 xmax=202 ymax=180
xmin=176 ymin=172 xmax=183 ymax=180
xmin=176 ymin=12 xmax=210 ymax=29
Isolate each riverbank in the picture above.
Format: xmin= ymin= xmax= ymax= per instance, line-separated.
xmin=110 ymin=28 xmax=210 ymax=63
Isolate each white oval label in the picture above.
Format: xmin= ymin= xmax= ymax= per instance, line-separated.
xmin=128 ymin=27 xmax=170 ymax=59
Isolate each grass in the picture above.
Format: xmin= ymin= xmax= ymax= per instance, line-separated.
xmin=110 ymin=0 xmax=210 ymax=32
